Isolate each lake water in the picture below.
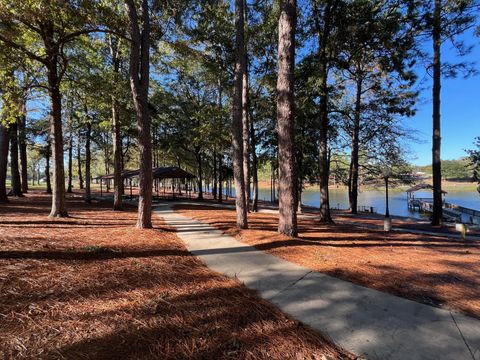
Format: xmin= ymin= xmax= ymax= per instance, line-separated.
xmin=255 ymin=187 xmax=480 ymax=219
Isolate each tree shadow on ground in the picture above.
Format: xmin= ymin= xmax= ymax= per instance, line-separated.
xmin=51 ymin=282 xmax=346 ymax=360
xmin=0 ymin=248 xmax=190 ymax=260
xmin=1 ymin=192 xmax=351 ymax=360
xmin=172 ymin=205 xmax=480 ymax=319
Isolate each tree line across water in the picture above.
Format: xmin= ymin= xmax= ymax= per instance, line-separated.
xmin=414 ymin=158 xmax=478 ymax=181
xmin=0 ymin=0 xmax=479 ymax=235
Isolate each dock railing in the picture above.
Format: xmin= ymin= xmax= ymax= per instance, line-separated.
xmin=407 ymin=197 xmax=480 ymax=224
xmin=358 ymin=205 xmax=376 ymax=213
xmin=444 ymin=203 xmax=480 ymax=225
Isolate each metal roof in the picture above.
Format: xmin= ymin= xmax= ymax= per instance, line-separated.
xmin=152 ymin=167 xmax=196 ymax=179
xmin=99 ymin=169 xmax=139 ymax=180
xmin=99 ymin=167 xmax=195 ymax=180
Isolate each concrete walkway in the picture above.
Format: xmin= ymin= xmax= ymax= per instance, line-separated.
xmin=155 ymin=204 xmax=480 ymax=360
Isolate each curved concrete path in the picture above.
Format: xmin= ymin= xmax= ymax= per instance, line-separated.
xmin=155 ymin=204 xmax=480 ymax=360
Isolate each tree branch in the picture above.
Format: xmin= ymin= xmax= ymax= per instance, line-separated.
xmin=59 ymin=28 xmax=130 ymax=45
xmin=0 ymin=34 xmax=47 ymax=64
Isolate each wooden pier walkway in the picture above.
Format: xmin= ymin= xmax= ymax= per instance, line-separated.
xmin=408 ymin=197 xmax=480 ymax=224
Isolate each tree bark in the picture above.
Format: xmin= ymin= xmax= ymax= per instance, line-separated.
xmin=45 ymin=140 xmax=52 ymax=194
xmin=85 ymin=122 xmax=91 ymax=203
xmin=215 ymin=85 xmax=222 ymax=202
xmin=385 ymin=176 xmax=390 ymax=218
xmin=297 ymin=132 xmax=303 ymax=213
xmin=242 ymin=62 xmax=250 ymax=208
xmin=277 ymin=0 xmax=298 ymax=236
xmin=0 ymin=125 xmax=9 ymax=202
xmin=218 ymin=153 xmax=223 ymax=203
xmin=196 ymin=150 xmax=203 ymax=200
xmin=125 ymin=0 xmax=153 ymax=228
xmin=9 ymin=121 xmax=23 ymax=197
xmin=431 ymin=0 xmax=443 ymax=226
xmin=112 ymin=97 xmax=124 ymax=209
xmin=213 ymin=149 xmax=217 ymax=200
xmin=19 ymin=99 xmax=28 ymax=193
xmin=314 ymin=0 xmax=334 ymax=223
xmin=77 ymin=130 xmax=84 ymax=189
xmin=67 ymin=127 xmax=73 ymax=193
xmin=271 ymin=161 xmax=276 ymax=202
xmin=232 ymin=0 xmax=248 ymax=228
xmin=349 ymin=75 xmax=362 ymax=214
xmin=46 ymin=51 xmax=68 ymax=217
xmin=110 ymin=36 xmax=124 ymax=211
xmin=242 ymin=3 xmax=250 ymax=209
xmin=103 ymin=135 xmax=110 ymax=191
xmin=250 ymin=117 xmax=258 ymax=212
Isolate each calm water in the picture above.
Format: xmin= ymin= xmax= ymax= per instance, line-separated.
xmin=256 ymin=187 xmax=480 ymax=219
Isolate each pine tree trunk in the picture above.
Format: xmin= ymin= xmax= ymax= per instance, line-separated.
xmin=297 ymin=133 xmax=303 ymax=213
xmin=110 ymin=36 xmax=124 ymax=211
xmin=104 ymin=138 xmax=110 ymax=191
xmin=277 ymin=0 xmax=298 ymax=236
xmin=19 ymin=100 xmax=28 ymax=193
xmin=297 ymin=121 xmax=306 ymax=214
xmin=218 ymin=153 xmax=223 ymax=203
xmin=250 ymin=118 xmax=258 ymax=212
xmin=0 ymin=125 xmax=9 ymax=202
xmin=196 ymin=150 xmax=203 ymax=200
xmin=9 ymin=121 xmax=23 ymax=197
xmin=45 ymin=141 xmax=52 ymax=194
xmin=318 ymin=71 xmax=332 ymax=222
xmin=215 ymin=85 xmax=222 ymax=202
xmin=77 ymin=130 xmax=84 ymax=189
xmin=67 ymin=129 xmax=73 ymax=193
xmin=125 ymin=0 xmax=153 ymax=228
xmin=85 ymin=122 xmax=91 ymax=203
xmin=315 ymin=1 xmax=334 ymax=223
xmin=112 ymin=97 xmax=124 ymax=210
xmin=213 ymin=150 xmax=217 ymax=199
xmin=270 ymin=162 xmax=273 ymax=202
xmin=349 ymin=76 xmax=362 ymax=214
xmin=431 ymin=0 xmax=443 ymax=226
xmin=232 ymin=0 xmax=248 ymax=228
xmin=242 ymin=46 xmax=250 ymax=209
xmin=47 ymin=57 xmax=68 ymax=217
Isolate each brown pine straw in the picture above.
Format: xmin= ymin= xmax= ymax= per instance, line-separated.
xmin=0 ymin=192 xmax=354 ymax=360
xmin=174 ymin=204 xmax=480 ymax=319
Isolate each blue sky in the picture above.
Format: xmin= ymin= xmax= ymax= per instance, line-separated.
xmin=406 ymin=29 xmax=480 ymax=166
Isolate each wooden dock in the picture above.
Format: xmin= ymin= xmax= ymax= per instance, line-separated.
xmin=407 ymin=197 xmax=480 ymax=224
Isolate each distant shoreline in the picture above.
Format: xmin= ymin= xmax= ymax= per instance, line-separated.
xmin=256 ymin=179 xmax=479 ymax=192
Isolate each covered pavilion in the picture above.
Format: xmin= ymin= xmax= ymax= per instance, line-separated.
xmin=98 ymin=167 xmax=196 ymax=199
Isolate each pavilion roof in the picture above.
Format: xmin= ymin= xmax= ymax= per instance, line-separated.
xmin=99 ymin=169 xmax=139 ymax=180
xmin=152 ymin=166 xmax=196 ymax=179
xmin=99 ymin=167 xmax=195 ymax=180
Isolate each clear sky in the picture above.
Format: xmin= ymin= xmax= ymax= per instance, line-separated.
xmin=406 ymin=29 xmax=480 ymax=166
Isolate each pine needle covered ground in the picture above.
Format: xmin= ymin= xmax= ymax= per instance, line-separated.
xmin=0 ymin=192 xmax=352 ymax=360
xmin=174 ymin=204 xmax=480 ymax=319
